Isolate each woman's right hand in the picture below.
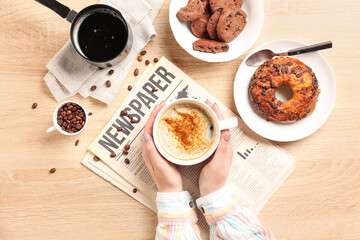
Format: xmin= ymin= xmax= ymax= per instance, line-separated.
xmin=198 ymin=100 xmax=233 ymax=196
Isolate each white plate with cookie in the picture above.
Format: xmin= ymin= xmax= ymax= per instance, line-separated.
xmin=169 ymin=0 xmax=264 ymax=62
xmin=233 ymin=39 xmax=336 ymax=142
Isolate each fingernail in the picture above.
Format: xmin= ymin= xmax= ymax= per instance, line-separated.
xmin=224 ymin=133 xmax=231 ymax=142
xmin=144 ymin=133 xmax=151 ymax=142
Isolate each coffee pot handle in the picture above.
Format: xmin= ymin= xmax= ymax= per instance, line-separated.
xmin=34 ymin=0 xmax=77 ymax=22
xmin=218 ymin=117 xmax=238 ymax=131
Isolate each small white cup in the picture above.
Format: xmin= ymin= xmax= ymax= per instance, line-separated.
xmin=46 ymin=101 xmax=88 ymax=135
xmin=152 ymin=99 xmax=238 ymax=166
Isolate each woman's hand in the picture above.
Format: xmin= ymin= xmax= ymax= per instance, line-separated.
xmin=199 ymin=100 xmax=233 ymax=196
xmin=142 ymin=101 xmax=183 ymax=192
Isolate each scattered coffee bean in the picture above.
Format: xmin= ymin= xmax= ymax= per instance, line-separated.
xmin=140 ymin=50 xmax=147 ymax=56
xmin=120 ymin=110 xmax=127 ymax=116
xmin=145 ymin=60 xmax=150 ymax=65
xmin=88 ymin=112 xmax=92 ymax=116
xmin=108 ymin=69 xmax=114 ymax=75
xmin=124 ymin=144 xmax=131 ymax=150
xmin=130 ymin=119 xmax=136 ymax=123
xmin=133 ymin=188 xmax=137 ymax=193
xmin=98 ymin=67 xmax=104 ymax=70
xmin=127 ymin=85 xmax=132 ymax=91
xmin=110 ymin=153 xmax=116 ymax=158
xmin=106 ymin=80 xmax=111 ymax=88
xmin=137 ymin=56 xmax=142 ymax=62
xmin=134 ymin=68 xmax=139 ymax=76
xmin=128 ymin=115 xmax=133 ymax=120
xmin=93 ymin=156 xmax=100 ymax=161
xmin=153 ymin=58 xmax=158 ymax=63
xmin=124 ymin=158 xmax=130 ymax=164
xmin=123 ymin=150 xmax=129 ymax=155
xmin=152 ymin=88 xmax=158 ymax=92
xmin=91 ymin=85 xmax=97 ymax=91
xmin=49 ymin=168 xmax=56 ymax=174
xmin=117 ymin=127 xmax=123 ymax=132
xmin=75 ymin=140 xmax=79 ymax=146
xmin=57 ymin=102 xmax=86 ymax=134
xmin=32 ymin=103 xmax=38 ymax=109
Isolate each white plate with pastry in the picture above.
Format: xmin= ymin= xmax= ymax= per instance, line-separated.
xmin=233 ymin=39 xmax=336 ymax=142
xmin=169 ymin=0 xmax=264 ymax=62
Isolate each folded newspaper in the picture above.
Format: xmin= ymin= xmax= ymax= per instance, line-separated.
xmin=81 ymin=57 xmax=295 ymax=233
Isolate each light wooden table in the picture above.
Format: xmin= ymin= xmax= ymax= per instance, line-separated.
xmin=1 ymin=0 xmax=359 ymax=239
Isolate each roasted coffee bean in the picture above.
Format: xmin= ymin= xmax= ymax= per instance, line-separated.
xmin=124 ymin=144 xmax=131 ymax=150
xmin=49 ymin=168 xmax=56 ymax=174
xmin=152 ymin=88 xmax=158 ymax=92
xmin=91 ymin=85 xmax=97 ymax=91
xmin=154 ymin=58 xmax=158 ymax=63
xmin=110 ymin=153 xmax=116 ymax=158
xmin=68 ymin=105 xmax=73 ymax=110
xmin=108 ymin=69 xmax=114 ymax=75
xmin=140 ymin=50 xmax=147 ymax=56
xmin=93 ymin=156 xmax=100 ymax=161
xmin=137 ymin=56 xmax=142 ymax=62
xmin=98 ymin=67 xmax=104 ymax=70
xmin=127 ymin=85 xmax=132 ymax=91
xmin=75 ymin=124 xmax=82 ymax=130
xmin=75 ymin=140 xmax=79 ymax=146
xmin=130 ymin=119 xmax=136 ymax=123
xmin=123 ymin=150 xmax=129 ymax=155
xmin=57 ymin=119 xmax=63 ymax=125
xmin=128 ymin=115 xmax=133 ymax=120
xmin=117 ymin=127 xmax=123 ymax=132
xmin=124 ymin=158 xmax=130 ymax=164
xmin=120 ymin=110 xmax=127 ymax=116
xmin=31 ymin=103 xmax=38 ymax=109
xmin=134 ymin=68 xmax=139 ymax=76
xmin=67 ymin=110 xmax=72 ymax=116
xmin=106 ymin=80 xmax=111 ymax=88
xmin=78 ymin=112 xmax=85 ymax=118
xmin=145 ymin=60 xmax=150 ymax=65
xmin=133 ymin=188 xmax=137 ymax=193
xmin=88 ymin=112 xmax=93 ymax=116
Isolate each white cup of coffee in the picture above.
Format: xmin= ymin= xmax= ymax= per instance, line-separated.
xmin=152 ymin=99 xmax=238 ymax=166
xmin=46 ymin=101 xmax=88 ymax=135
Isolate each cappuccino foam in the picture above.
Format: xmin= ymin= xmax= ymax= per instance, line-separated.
xmin=157 ymin=103 xmax=215 ymax=161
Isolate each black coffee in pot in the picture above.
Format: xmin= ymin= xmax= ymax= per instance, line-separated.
xmin=77 ymin=12 xmax=128 ymax=62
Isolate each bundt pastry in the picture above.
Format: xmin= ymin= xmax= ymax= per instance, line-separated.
xmin=248 ymin=57 xmax=320 ymax=123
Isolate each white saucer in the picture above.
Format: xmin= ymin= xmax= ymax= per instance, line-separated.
xmin=169 ymin=0 xmax=264 ymax=62
xmin=233 ymin=39 xmax=336 ymax=142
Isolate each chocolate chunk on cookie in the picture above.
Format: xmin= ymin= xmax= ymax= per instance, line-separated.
xmin=193 ymin=39 xmax=229 ymax=53
xmin=209 ymin=0 xmax=234 ymax=12
xmin=217 ymin=8 xmax=247 ymax=42
xmin=191 ymin=12 xmax=211 ymax=38
xmin=177 ymin=0 xmax=208 ymax=21
xmin=207 ymin=8 xmax=223 ymax=39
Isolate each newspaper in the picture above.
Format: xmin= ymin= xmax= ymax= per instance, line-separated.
xmin=81 ymin=57 xmax=295 ymax=234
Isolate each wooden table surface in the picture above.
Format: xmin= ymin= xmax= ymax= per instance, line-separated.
xmin=1 ymin=0 xmax=359 ymax=239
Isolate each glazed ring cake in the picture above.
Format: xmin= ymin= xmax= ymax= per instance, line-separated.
xmin=248 ymin=57 xmax=320 ymax=123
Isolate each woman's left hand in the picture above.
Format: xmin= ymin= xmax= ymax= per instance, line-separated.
xmin=142 ymin=101 xmax=183 ymax=192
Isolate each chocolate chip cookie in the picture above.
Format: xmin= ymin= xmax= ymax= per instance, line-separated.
xmin=191 ymin=12 xmax=211 ymax=38
xmin=217 ymin=8 xmax=247 ymax=42
xmin=177 ymin=0 xmax=208 ymax=21
xmin=209 ymin=0 xmax=234 ymax=12
xmin=207 ymin=8 xmax=224 ymax=39
xmin=193 ymin=39 xmax=229 ymax=53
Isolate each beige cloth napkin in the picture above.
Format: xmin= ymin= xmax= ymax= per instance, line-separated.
xmin=44 ymin=0 xmax=164 ymax=104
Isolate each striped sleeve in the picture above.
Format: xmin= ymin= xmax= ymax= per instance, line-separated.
xmin=156 ymin=191 xmax=202 ymax=240
xmin=196 ymin=185 xmax=276 ymax=240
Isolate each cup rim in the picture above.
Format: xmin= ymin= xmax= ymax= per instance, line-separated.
xmin=53 ymin=101 xmax=88 ymax=136
xmin=152 ymin=99 xmax=221 ymax=166
xmin=69 ymin=4 xmax=129 ymax=63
